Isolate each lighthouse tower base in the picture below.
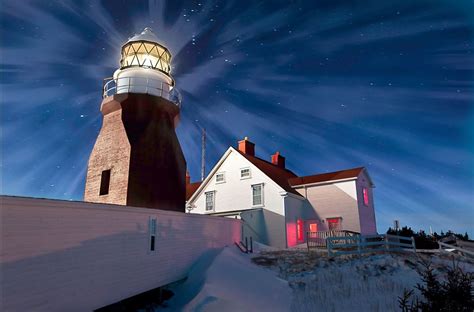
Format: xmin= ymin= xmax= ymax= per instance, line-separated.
xmin=84 ymin=93 xmax=186 ymax=212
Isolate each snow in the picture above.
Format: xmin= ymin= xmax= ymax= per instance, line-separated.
xmin=160 ymin=247 xmax=292 ymax=312
xmin=159 ymin=247 xmax=474 ymax=312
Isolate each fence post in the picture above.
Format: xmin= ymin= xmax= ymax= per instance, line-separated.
xmin=358 ymin=236 xmax=362 ymax=256
xmin=411 ymin=236 xmax=416 ymax=253
xmin=250 ymin=236 xmax=253 ymax=253
xmin=327 ymin=238 xmax=332 ymax=257
xmin=384 ymin=235 xmax=389 ymax=251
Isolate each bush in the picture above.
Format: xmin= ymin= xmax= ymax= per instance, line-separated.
xmin=387 ymin=227 xmax=439 ymax=249
xmin=399 ymin=260 xmax=474 ymax=311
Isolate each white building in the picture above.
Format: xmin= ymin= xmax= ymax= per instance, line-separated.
xmin=186 ymin=138 xmax=377 ymax=248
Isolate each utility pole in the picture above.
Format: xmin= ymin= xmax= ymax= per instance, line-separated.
xmin=201 ymin=128 xmax=206 ymax=181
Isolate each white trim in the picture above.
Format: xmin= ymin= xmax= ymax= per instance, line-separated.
xmin=291 ymin=177 xmax=358 ymax=189
xmin=278 ymin=191 xmax=305 ymax=200
xmin=187 ymin=147 xmax=233 ymax=203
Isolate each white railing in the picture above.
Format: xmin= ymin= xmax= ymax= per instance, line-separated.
xmin=307 ymin=230 xmax=359 ymax=249
xmin=102 ymin=77 xmax=182 ymax=107
xmin=439 ymin=242 xmax=474 ymax=258
xmin=327 ymin=234 xmax=416 ymax=257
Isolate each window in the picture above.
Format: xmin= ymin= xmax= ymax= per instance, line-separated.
xmin=252 ymin=184 xmax=263 ymax=206
xmin=216 ymin=173 xmax=225 ymax=183
xmin=309 ymin=223 xmax=318 ymax=238
xmin=99 ymin=169 xmax=111 ymax=195
xmin=240 ymin=168 xmax=251 ymax=179
xmin=297 ymin=219 xmax=304 ymax=241
xmin=149 ymin=217 xmax=157 ymax=251
xmin=205 ymin=191 xmax=215 ymax=211
xmin=363 ymin=188 xmax=369 ymax=206
xmin=327 ymin=218 xmax=341 ymax=231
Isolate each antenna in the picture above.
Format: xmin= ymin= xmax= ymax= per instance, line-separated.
xmin=201 ymin=128 xmax=206 ymax=181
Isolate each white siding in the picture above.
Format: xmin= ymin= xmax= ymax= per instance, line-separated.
xmin=294 ymin=180 xmax=361 ymax=233
xmin=189 ymin=149 xmax=286 ymax=217
xmin=1 ymin=196 xmax=241 ymax=311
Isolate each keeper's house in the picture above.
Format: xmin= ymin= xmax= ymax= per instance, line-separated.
xmin=186 ymin=138 xmax=377 ymax=248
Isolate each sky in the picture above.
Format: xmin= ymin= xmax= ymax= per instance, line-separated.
xmin=1 ymin=0 xmax=473 ymax=236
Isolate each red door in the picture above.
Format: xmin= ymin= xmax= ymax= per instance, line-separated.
xmin=297 ymin=219 xmax=304 ymax=241
xmin=327 ymin=218 xmax=341 ymax=231
xmin=309 ymin=223 xmax=318 ymax=237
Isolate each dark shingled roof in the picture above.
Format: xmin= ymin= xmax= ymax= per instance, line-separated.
xmin=186 ymin=182 xmax=202 ymax=200
xmin=288 ymin=167 xmax=365 ymax=187
xmin=236 ymin=150 xmax=301 ymax=195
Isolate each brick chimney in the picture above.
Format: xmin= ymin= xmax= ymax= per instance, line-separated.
xmin=271 ymin=151 xmax=285 ymax=168
xmin=186 ymin=170 xmax=191 ymax=184
xmin=238 ymin=137 xmax=255 ymax=156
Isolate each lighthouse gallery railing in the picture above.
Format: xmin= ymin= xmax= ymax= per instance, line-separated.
xmin=102 ymin=77 xmax=182 ymax=107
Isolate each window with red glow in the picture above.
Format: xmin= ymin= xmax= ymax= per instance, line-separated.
xmin=309 ymin=223 xmax=318 ymax=238
xmin=297 ymin=219 xmax=304 ymax=241
xmin=363 ymin=188 xmax=369 ymax=206
xmin=327 ymin=218 xmax=341 ymax=231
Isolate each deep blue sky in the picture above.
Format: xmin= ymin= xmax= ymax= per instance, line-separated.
xmin=1 ymin=0 xmax=473 ymax=235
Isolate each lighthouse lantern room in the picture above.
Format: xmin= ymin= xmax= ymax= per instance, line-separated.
xmin=103 ymin=28 xmax=180 ymax=105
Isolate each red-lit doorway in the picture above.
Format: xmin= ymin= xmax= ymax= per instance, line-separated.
xmin=327 ymin=217 xmax=341 ymax=231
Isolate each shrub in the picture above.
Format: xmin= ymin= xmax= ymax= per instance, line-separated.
xmin=398 ymin=260 xmax=474 ymax=311
xmin=387 ymin=227 xmax=439 ymax=249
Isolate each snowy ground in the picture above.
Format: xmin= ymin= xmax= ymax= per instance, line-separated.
xmin=158 ymin=246 xmax=474 ymax=312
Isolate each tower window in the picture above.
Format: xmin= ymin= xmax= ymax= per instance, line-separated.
xmin=99 ymin=169 xmax=111 ymax=196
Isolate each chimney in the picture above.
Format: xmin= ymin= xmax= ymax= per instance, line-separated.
xmin=186 ymin=170 xmax=191 ymax=184
xmin=238 ymin=137 xmax=255 ymax=156
xmin=271 ymin=151 xmax=285 ymax=168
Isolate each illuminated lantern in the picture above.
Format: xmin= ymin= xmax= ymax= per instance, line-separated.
xmin=104 ymin=27 xmax=179 ymax=102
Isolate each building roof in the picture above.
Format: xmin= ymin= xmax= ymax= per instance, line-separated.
xmin=236 ymin=150 xmax=301 ymax=195
xmin=288 ymin=167 xmax=365 ymax=187
xmin=186 ymin=182 xmax=202 ymax=200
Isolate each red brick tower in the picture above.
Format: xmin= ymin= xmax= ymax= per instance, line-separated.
xmin=84 ymin=28 xmax=185 ymax=212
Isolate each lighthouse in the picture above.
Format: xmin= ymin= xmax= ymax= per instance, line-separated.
xmin=84 ymin=28 xmax=186 ymax=212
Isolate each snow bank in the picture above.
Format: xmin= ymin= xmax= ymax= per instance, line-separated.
xmin=159 ymin=247 xmax=474 ymax=312
xmin=161 ymin=247 xmax=292 ymax=312
xmin=253 ymin=250 xmax=474 ymax=312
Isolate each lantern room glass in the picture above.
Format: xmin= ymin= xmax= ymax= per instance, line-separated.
xmin=120 ymin=41 xmax=172 ymax=74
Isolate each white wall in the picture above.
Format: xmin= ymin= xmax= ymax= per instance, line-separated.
xmin=0 ymin=196 xmax=241 ymax=312
xmin=189 ymin=149 xmax=286 ymax=217
xmin=294 ymin=180 xmax=362 ymax=233
xmin=356 ymin=172 xmax=377 ymax=234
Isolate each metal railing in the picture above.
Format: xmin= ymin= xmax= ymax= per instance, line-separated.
xmin=307 ymin=230 xmax=359 ymax=250
xmin=102 ymin=77 xmax=182 ymax=107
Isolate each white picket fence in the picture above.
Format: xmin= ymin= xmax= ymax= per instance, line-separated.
xmin=438 ymin=242 xmax=474 ymax=258
xmin=327 ymin=234 xmax=416 ymax=257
